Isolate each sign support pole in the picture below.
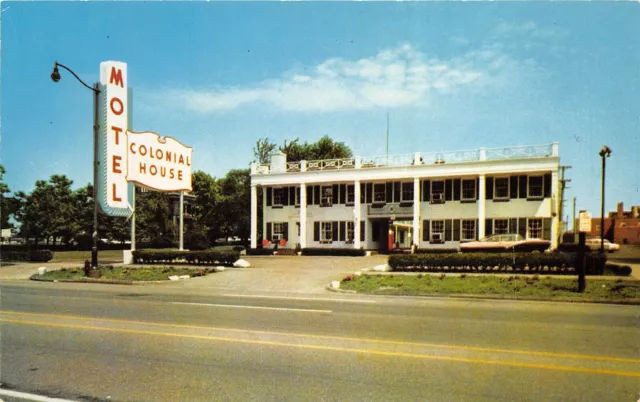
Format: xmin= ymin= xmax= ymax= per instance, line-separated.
xmin=131 ymin=188 xmax=136 ymax=251
xmin=179 ymin=191 xmax=184 ymax=250
xmin=92 ymin=82 xmax=100 ymax=269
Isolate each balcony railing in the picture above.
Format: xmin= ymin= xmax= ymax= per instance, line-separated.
xmin=252 ymin=143 xmax=557 ymax=175
xmin=306 ymin=158 xmax=355 ymax=171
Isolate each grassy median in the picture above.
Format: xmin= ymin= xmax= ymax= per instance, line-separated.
xmin=340 ymin=274 xmax=639 ymax=301
xmin=36 ymin=266 xmax=214 ymax=282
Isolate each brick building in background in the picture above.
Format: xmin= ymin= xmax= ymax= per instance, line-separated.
xmin=584 ymin=202 xmax=640 ymax=245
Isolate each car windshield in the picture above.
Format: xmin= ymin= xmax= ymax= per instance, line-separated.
xmin=481 ymin=234 xmax=524 ymax=242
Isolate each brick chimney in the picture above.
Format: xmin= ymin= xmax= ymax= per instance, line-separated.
xmin=617 ymin=202 xmax=624 ymax=218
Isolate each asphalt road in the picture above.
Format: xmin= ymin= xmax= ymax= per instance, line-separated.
xmin=0 ymin=282 xmax=638 ymax=402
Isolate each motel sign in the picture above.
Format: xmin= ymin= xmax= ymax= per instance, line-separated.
xmin=97 ymin=61 xmax=192 ymax=218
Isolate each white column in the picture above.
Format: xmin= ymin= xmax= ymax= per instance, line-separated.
xmin=250 ymin=184 xmax=258 ymax=249
xmin=478 ymin=174 xmax=486 ymax=239
xmin=354 ymin=180 xmax=361 ymax=249
xmin=300 ymin=183 xmax=307 ymax=248
xmin=262 ymin=187 xmax=267 ymax=245
xmin=413 ymin=178 xmax=420 ymax=247
xmin=551 ymin=170 xmax=559 ymax=249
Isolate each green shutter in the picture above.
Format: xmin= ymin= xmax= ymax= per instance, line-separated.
xmin=445 ymin=219 xmax=453 ymax=241
xmin=486 ymin=177 xmax=494 ymax=200
xmin=332 ymin=222 xmax=339 ymax=241
xmin=423 ymin=181 xmax=430 ymax=201
xmin=423 ymin=220 xmax=430 ymax=242
xmin=543 ymin=218 xmax=552 ymax=240
xmin=445 ymin=179 xmax=453 ymax=201
xmin=313 ymin=186 xmax=320 ymax=205
xmin=266 ymin=222 xmax=272 ymax=241
xmin=339 ymin=221 xmax=346 ymax=241
xmin=307 ymin=186 xmax=313 ymax=206
xmin=486 ymin=219 xmax=493 ymax=236
xmin=453 ymin=219 xmax=461 ymax=241
xmin=366 ymin=183 xmax=372 ymax=203
xmin=393 ymin=182 xmax=401 ymax=203
xmin=283 ymin=223 xmax=289 ymax=241
xmin=509 ymin=218 xmax=518 ymax=234
xmin=266 ymin=188 xmax=272 ymax=206
xmin=386 ymin=182 xmax=393 ymax=203
xmin=453 ymin=179 xmax=461 ymax=201
xmin=544 ymin=173 xmax=552 ymax=198
xmin=510 ymin=176 xmax=519 ymax=199
xmin=339 ymin=184 xmax=346 ymax=204
xmin=518 ymin=218 xmax=527 ymax=238
xmin=519 ymin=176 xmax=527 ymax=199
xmin=314 ymin=222 xmax=320 ymax=241
xmin=360 ymin=221 xmax=365 ymax=242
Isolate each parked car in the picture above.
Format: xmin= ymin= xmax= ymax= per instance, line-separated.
xmin=460 ymin=234 xmax=551 ymax=253
xmin=585 ymin=238 xmax=620 ymax=252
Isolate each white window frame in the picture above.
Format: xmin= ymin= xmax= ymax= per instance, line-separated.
xmin=273 ymin=222 xmax=285 ymax=241
xmin=346 ymin=221 xmax=354 ymax=244
xmin=273 ymin=188 xmax=284 ymax=206
xmin=528 ymin=218 xmax=543 ymax=239
xmin=321 ymin=185 xmax=333 ymax=206
xmin=494 ymin=177 xmax=509 ymax=200
xmin=494 ymin=218 xmax=509 ymax=235
xmin=527 ymin=175 xmax=544 ymax=199
xmin=461 ymin=219 xmax=476 ymax=241
xmin=431 ymin=220 xmax=445 ymax=243
xmin=401 ymin=182 xmax=414 ymax=202
xmin=431 ymin=180 xmax=445 ymax=203
xmin=320 ymin=222 xmax=333 ymax=244
xmin=346 ymin=184 xmax=355 ymax=205
xmin=373 ymin=183 xmax=386 ymax=203
xmin=461 ymin=179 xmax=476 ymax=201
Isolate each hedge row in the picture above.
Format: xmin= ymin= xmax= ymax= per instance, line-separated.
xmin=1 ymin=250 xmax=54 ymax=262
xmin=132 ymin=250 xmax=240 ymax=266
xmin=389 ymin=252 xmax=607 ymax=275
xmin=301 ymin=248 xmax=367 ymax=257
xmin=604 ymin=263 xmax=633 ymax=277
xmin=247 ymin=248 xmax=277 ymax=256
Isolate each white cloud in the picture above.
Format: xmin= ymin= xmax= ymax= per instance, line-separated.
xmin=166 ymin=44 xmax=491 ymax=113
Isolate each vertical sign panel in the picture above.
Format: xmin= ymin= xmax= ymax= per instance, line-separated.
xmin=98 ymin=61 xmax=133 ymax=217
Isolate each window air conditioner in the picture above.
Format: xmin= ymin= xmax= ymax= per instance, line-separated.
xmin=272 ymin=234 xmax=281 ymax=241
xmin=432 ymin=193 xmax=444 ymax=203
xmin=431 ymin=233 xmax=443 ymax=243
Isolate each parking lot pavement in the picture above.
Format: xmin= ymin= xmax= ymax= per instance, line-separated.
xmin=174 ymin=255 xmax=389 ymax=294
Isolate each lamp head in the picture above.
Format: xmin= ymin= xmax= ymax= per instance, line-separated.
xmin=599 ymin=145 xmax=612 ymax=158
xmin=51 ymin=62 xmax=61 ymax=82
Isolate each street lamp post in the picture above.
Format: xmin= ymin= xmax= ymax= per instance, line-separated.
xmin=598 ymin=145 xmax=612 ymax=256
xmin=51 ymin=61 xmax=101 ymax=269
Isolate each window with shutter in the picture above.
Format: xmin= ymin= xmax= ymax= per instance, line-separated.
xmin=461 ymin=220 xmax=475 ymax=241
xmin=462 ymin=179 xmax=476 ymax=201
xmin=422 ymin=220 xmax=430 ymax=242
xmin=453 ymin=219 xmax=461 ymax=241
xmin=453 ymin=179 xmax=461 ymax=201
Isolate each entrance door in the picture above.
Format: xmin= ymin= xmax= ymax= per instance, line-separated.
xmin=371 ymin=219 xmax=390 ymax=253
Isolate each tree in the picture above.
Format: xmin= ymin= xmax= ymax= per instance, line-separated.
xmin=0 ymin=164 xmax=18 ymax=230
xmin=217 ymin=169 xmax=251 ymax=243
xmin=14 ymin=175 xmax=76 ymax=246
xmin=190 ymin=170 xmax=222 ymax=245
xmin=135 ymin=189 xmax=176 ymax=248
xmin=278 ymin=135 xmax=352 ymax=162
xmin=253 ymin=137 xmax=277 ymax=164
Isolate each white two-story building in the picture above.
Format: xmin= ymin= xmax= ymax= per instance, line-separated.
xmin=250 ymin=143 xmax=561 ymax=252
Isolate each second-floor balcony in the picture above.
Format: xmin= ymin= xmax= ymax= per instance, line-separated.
xmin=252 ymin=143 xmax=558 ymax=175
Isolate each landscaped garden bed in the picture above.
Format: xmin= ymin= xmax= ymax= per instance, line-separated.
xmin=389 ymin=252 xmax=611 ymax=275
xmin=32 ymin=266 xmax=216 ymax=282
xmin=339 ymin=274 xmax=640 ymax=302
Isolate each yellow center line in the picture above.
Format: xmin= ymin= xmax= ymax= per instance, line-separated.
xmin=1 ymin=310 xmax=638 ymax=364
xmin=1 ymin=317 xmax=639 ymax=378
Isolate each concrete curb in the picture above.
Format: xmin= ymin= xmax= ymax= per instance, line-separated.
xmin=29 ymin=274 xmax=205 ymax=286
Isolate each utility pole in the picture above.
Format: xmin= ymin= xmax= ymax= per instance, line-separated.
xmin=572 ymin=196 xmax=577 ymax=236
xmin=558 ymin=165 xmax=572 ymax=239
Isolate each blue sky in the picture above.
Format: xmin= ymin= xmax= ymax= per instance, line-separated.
xmin=1 ymin=2 xmax=639 ymax=221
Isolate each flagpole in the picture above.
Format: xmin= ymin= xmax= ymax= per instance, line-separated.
xmin=386 ymin=112 xmax=389 ymax=165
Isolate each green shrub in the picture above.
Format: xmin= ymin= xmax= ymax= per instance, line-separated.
xmin=389 ymin=252 xmax=605 ymax=275
xmin=603 ymin=263 xmax=632 ymax=277
xmin=132 ymin=249 xmax=239 ymax=266
xmin=246 ymin=248 xmax=275 ymax=256
xmin=1 ymin=249 xmax=53 ymax=262
xmin=301 ymin=248 xmax=366 ymax=257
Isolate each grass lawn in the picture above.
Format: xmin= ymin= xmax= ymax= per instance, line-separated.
xmin=37 ymin=266 xmax=215 ymax=282
xmin=50 ymin=250 xmax=124 ymax=262
xmin=340 ymin=274 xmax=640 ymax=302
